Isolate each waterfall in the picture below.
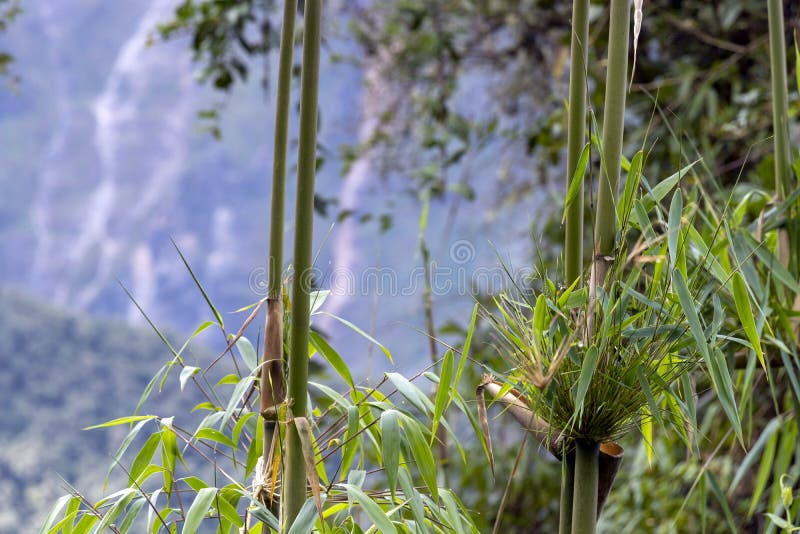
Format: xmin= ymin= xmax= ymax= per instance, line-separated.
xmin=29 ymin=1 xmax=72 ymax=301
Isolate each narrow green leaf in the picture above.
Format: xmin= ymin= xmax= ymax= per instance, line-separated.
xmin=453 ymin=304 xmax=478 ymax=393
xmin=649 ymin=159 xmax=700 ymax=204
xmin=532 ymin=294 xmax=547 ymax=352
xmin=381 ymin=409 xmax=401 ymax=499
xmin=129 ymin=432 xmax=161 ymax=485
xmin=39 ymin=495 xmax=71 ymax=534
xmin=287 ymin=496 xmax=326 ymax=534
xmin=310 ymin=289 xmax=330 ymax=315
xmin=401 ymin=414 xmax=438 ymax=501
xmin=706 ymin=472 xmax=737 ymax=533
xmin=195 ymin=428 xmax=236 ymax=448
xmin=667 ymin=190 xmax=683 ymax=267
xmin=309 ymin=331 xmax=354 ymax=390
xmin=317 ymin=312 xmax=392 ymax=362
xmin=341 ymin=484 xmax=398 ymax=534
xmin=573 ymin=346 xmax=599 ymax=419
xmin=731 ymin=271 xmax=766 ymax=370
xmin=215 ymin=493 xmax=244 ymax=528
xmin=748 ymin=427 xmax=779 ymax=517
xmin=179 ymin=366 xmax=200 ymax=391
xmin=729 ymin=416 xmax=782 ymax=495
xmin=171 ymin=238 xmax=224 ymax=328
xmin=340 ymin=406 xmax=360 ymax=479
xmin=398 ymin=469 xmax=426 ymax=529
xmin=385 ymin=372 xmax=432 ymax=415
xmin=183 ymin=487 xmax=218 ymax=533
xmin=232 ymin=411 xmax=257 ymax=447
xmin=84 ymin=415 xmax=157 ymax=430
xmin=118 ymin=497 xmax=146 ymax=533
xmin=562 ymin=143 xmax=590 ymax=223
xmin=431 ymin=350 xmax=454 ymax=443
xmin=673 ymin=270 xmax=742 ymax=443
xmin=618 ymin=149 xmax=644 ymax=226
xmin=249 ymin=502 xmax=280 ymax=531
xmin=235 ymin=336 xmax=258 ymax=372
xmin=221 ymin=376 xmax=255 ymax=430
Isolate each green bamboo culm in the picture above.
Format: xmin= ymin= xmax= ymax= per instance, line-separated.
xmin=564 ymin=0 xmax=591 ymax=286
xmin=593 ymin=0 xmax=631 ymax=274
xmin=261 ymin=0 xmax=297 ymax=490
xmin=559 ymin=450 xmax=576 ymax=534
xmin=571 ymin=440 xmax=599 ymax=534
xmin=561 ymin=1 xmax=590 ymax=529
xmin=281 ymin=0 xmax=322 ymax=530
xmin=766 ymin=0 xmax=795 ymax=271
xmin=767 ymin=0 xmax=791 ymax=201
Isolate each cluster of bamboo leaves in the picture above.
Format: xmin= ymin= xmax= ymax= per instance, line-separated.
xmin=40 ymin=271 xmax=486 ymax=533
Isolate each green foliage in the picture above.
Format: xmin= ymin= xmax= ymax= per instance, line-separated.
xmin=40 ymin=278 xmax=480 ymax=532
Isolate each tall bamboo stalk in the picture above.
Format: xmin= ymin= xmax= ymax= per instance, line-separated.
xmin=767 ymin=0 xmax=794 ymax=270
xmin=281 ymin=0 xmax=322 ymax=529
xmin=571 ymin=440 xmax=599 ymax=534
xmin=561 ymin=0 xmax=590 ymax=530
xmin=559 ymin=450 xmax=576 ymax=534
xmin=577 ymin=0 xmax=630 ymax=531
xmin=592 ymin=0 xmax=630 ymax=285
xmin=564 ymin=0 xmax=591 ymax=287
xmin=261 ymin=0 xmax=297 ymax=501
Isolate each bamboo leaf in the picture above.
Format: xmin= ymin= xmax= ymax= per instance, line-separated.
xmin=195 ymin=428 xmax=236 ymax=448
xmin=221 ymin=376 xmax=255 ymax=430
xmin=317 ymin=311 xmax=393 ymax=362
xmin=562 ymin=143 xmax=590 ymax=223
xmin=183 ymin=487 xmax=218 ymax=533
xmin=667 ymin=190 xmax=683 ymax=267
xmin=748 ymin=427 xmax=779 ymax=517
xmin=235 ymin=336 xmax=258 ymax=372
xmin=129 ymin=432 xmax=161 ymax=485
xmin=250 ymin=502 xmax=280 ymax=531
xmin=431 ymin=350 xmax=455 ymax=443
xmin=673 ymin=270 xmax=742 ymax=443
xmin=730 ymin=416 xmax=782 ymax=495
xmin=215 ymin=493 xmax=243 ymax=528
xmin=381 ymin=409 xmax=401 ymax=500
xmin=706 ymin=472 xmax=737 ymax=532
xmin=309 ymin=331 xmax=354 ymax=391
xmin=39 ymin=495 xmax=72 ymax=534
xmin=179 ymin=366 xmax=200 ymax=391
xmin=731 ymin=271 xmax=766 ymax=370
xmin=84 ymin=415 xmax=157 ymax=430
xmin=573 ymin=346 xmax=599 ymax=419
xmin=618 ymin=149 xmax=644 ymax=226
xmin=648 ymin=159 xmax=700 ymax=205
xmin=401 ymin=414 xmax=439 ymax=501
xmin=171 ymin=238 xmax=224 ymax=328
xmin=398 ymin=469 xmax=427 ymax=528
xmin=454 ymin=304 xmax=478 ymax=393
xmin=341 ymin=484 xmax=398 ymax=534
xmin=385 ymin=372 xmax=432 ymax=415
xmin=287 ymin=496 xmax=324 ymax=534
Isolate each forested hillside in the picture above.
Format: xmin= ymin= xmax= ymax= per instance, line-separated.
xmin=0 ymin=289 xmax=188 ymax=531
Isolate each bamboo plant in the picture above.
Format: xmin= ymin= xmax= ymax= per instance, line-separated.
xmin=260 ymin=0 xmax=297 ymax=511
xmin=282 ymin=0 xmax=322 ymax=529
xmin=561 ymin=0 xmax=590 ymax=531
